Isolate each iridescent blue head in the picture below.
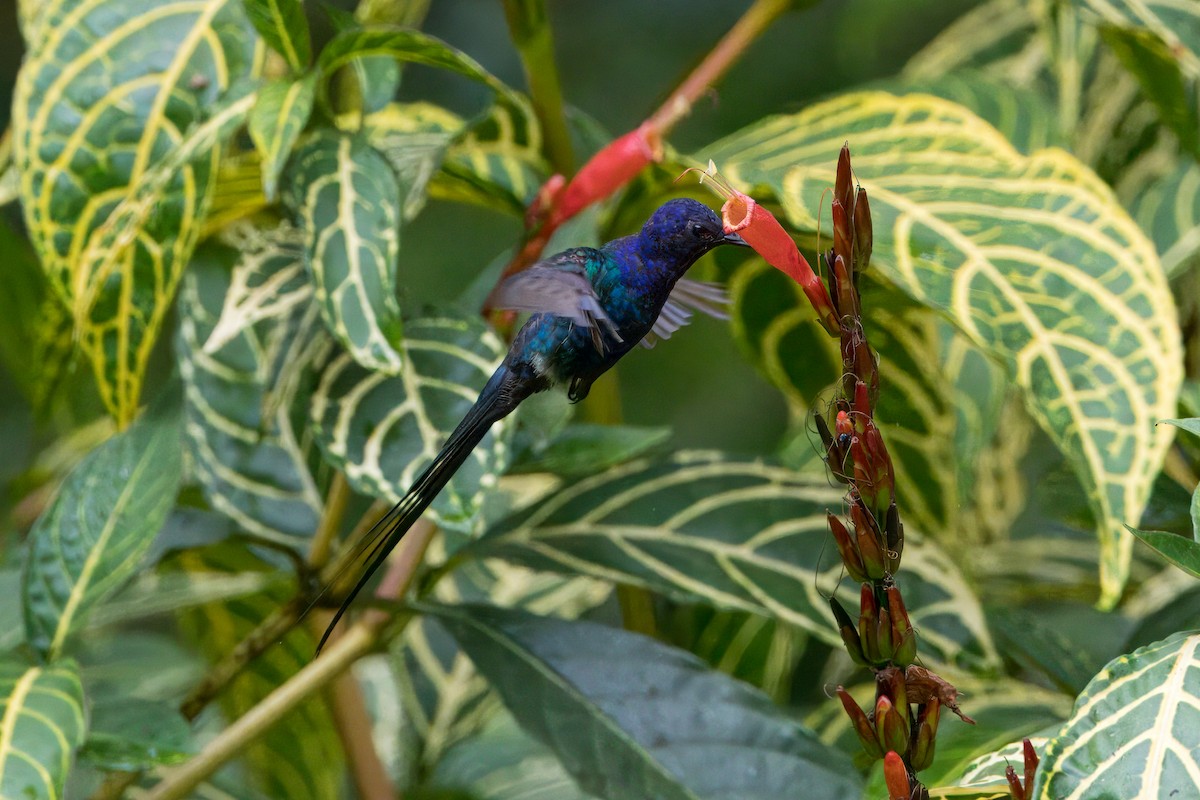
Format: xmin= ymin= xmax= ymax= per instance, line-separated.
xmin=638 ymin=198 xmax=748 ymax=270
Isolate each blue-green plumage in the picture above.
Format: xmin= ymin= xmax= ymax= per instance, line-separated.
xmin=315 ymin=199 xmax=745 ymax=652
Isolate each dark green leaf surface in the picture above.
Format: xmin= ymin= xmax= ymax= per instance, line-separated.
xmin=244 ymin=0 xmax=310 ymax=72
xmin=1128 ymin=526 xmax=1200 ymax=577
xmin=79 ymin=698 xmax=191 ymax=770
xmin=22 ymin=406 xmax=183 ymax=660
xmin=0 ymin=660 xmax=87 ymax=800
xmin=286 ymin=131 xmax=405 ymax=373
xmin=466 ymin=452 xmax=999 ymax=672
xmin=512 ymin=423 xmax=673 ymax=478
xmin=11 ymin=0 xmax=259 ymax=422
xmin=425 ymin=603 xmax=863 ymax=800
xmin=1034 ymin=631 xmax=1200 ymax=799
xmin=706 ymin=90 xmax=1183 ymax=606
xmin=363 ymin=102 xmax=464 ymax=219
xmin=395 ymin=561 xmax=609 ymax=774
xmin=177 ymin=226 xmax=327 ymax=546
xmin=427 ymin=713 xmax=600 ymax=800
xmin=249 ymin=75 xmax=317 ymax=200
xmin=310 ymin=315 xmax=511 ymax=531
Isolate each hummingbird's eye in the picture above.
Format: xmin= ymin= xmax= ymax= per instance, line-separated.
xmin=690 ymin=222 xmax=715 ymax=240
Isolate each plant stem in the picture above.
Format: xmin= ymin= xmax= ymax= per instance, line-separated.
xmin=146 ymin=622 xmax=379 ymax=800
xmin=646 ymin=0 xmax=791 ymax=133
xmin=503 ymin=0 xmax=575 ymax=175
xmin=309 ymin=472 xmax=352 ymax=571
xmin=329 ymin=653 xmax=398 ymax=800
xmin=146 ymin=520 xmax=438 ymax=800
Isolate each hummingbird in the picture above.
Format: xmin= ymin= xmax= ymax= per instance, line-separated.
xmin=316 ymin=198 xmax=746 ymax=652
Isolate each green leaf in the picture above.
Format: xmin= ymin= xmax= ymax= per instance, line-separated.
xmin=249 ymin=75 xmax=317 ymax=201
xmin=465 ymin=452 xmax=1000 ymax=672
xmin=897 ymin=72 xmax=1064 ymax=153
xmin=11 ymin=0 xmax=259 ymax=423
xmin=22 ymin=405 xmax=183 ymax=660
xmin=957 ymin=736 xmax=1053 ymax=791
xmin=363 ymin=102 xmax=465 ymax=219
xmin=1075 ymin=0 xmax=1200 ymax=80
xmin=426 ymin=713 xmax=600 ymax=800
xmin=434 ymin=95 xmax=548 ymax=214
xmin=706 ymin=90 xmax=1184 ymax=606
xmin=323 ymin=4 xmax=399 ymax=115
xmin=285 ymin=130 xmax=405 ymax=373
xmin=174 ymin=543 xmax=343 ymax=800
xmin=0 ymin=660 xmax=87 ymax=800
xmin=1162 ymin=417 xmax=1200 ymax=438
xmin=1099 ymin=23 xmax=1200 ymax=157
xmin=1128 ymin=160 xmax=1200 ymax=277
xmin=79 ymin=698 xmax=191 ymax=770
xmin=177 ymin=225 xmax=328 ymax=546
xmin=395 ymin=560 xmax=610 ymax=775
xmin=317 ymin=26 xmax=515 ymax=100
xmin=243 ymin=0 xmax=310 ymax=72
xmin=512 ymin=423 xmax=673 ymax=478
xmin=904 ymin=0 xmax=1042 ymax=83
xmin=423 ymin=603 xmax=864 ymax=800
xmin=1034 ymin=631 xmax=1200 ymax=799
xmin=310 ymin=315 xmax=512 ymax=531
xmin=1128 ymin=525 xmax=1200 ymax=577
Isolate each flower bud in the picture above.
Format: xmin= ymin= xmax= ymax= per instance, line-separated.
xmin=911 ymin=700 xmax=938 ymax=771
xmin=837 ymin=686 xmax=882 ymax=759
xmin=832 ymin=199 xmax=853 ymax=280
xmin=851 ymin=501 xmax=887 ymax=580
xmin=835 ymin=145 xmax=855 ymax=217
xmin=887 ymin=586 xmax=916 ymax=665
xmin=1006 ymin=765 xmax=1026 ymax=800
xmin=883 ymin=751 xmax=911 ymax=800
xmin=830 ymin=596 xmax=868 ymax=665
xmin=1023 ymin=738 xmax=1039 ymax=793
xmin=830 ymin=253 xmax=858 ymax=322
xmin=828 ymin=512 xmax=867 ymax=583
xmin=875 ymin=695 xmax=909 ymax=755
xmin=858 ymin=584 xmax=880 ymax=662
xmin=853 ymin=188 xmax=873 ymax=272
xmin=876 ymin=606 xmax=895 ymax=661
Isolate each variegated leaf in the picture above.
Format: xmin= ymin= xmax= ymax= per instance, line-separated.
xmin=435 ymin=95 xmax=548 ymax=214
xmin=317 ymin=26 xmax=516 ymax=101
xmin=243 ymin=0 xmax=310 ymax=72
xmin=177 ymin=226 xmax=328 ymax=546
xmin=426 ymin=603 xmax=864 ymax=800
xmin=12 ymin=0 xmax=260 ymax=423
xmin=285 ymin=131 xmax=405 ymax=373
xmin=904 ymin=0 xmax=1045 ymax=86
xmin=1034 ymin=631 xmax=1200 ymax=799
xmin=706 ymin=90 xmax=1184 ymax=606
xmin=730 ymin=262 xmax=1006 ymax=545
xmin=173 ymin=544 xmax=342 ymax=800
xmin=426 ymin=713 xmax=600 ymax=800
xmin=249 ymin=75 xmax=316 ymax=201
xmin=0 ymin=660 xmax=87 ymax=800
xmin=1129 ymin=159 xmax=1200 ymax=277
xmin=363 ymin=102 xmax=465 ymax=219
xmin=22 ymin=404 xmax=183 ymax=660
xmin=959 ymin=737 xmax=1052 ymax=790
xmin=309 ymin=315 xmax=512 ymax=531
xmin=464 ymin=452 xmax=1000 ymax=673
xmin=1075 ymin=0 xmax=1200 ymax=79
xmin=0 ymin=131 xmax=16 ymax=207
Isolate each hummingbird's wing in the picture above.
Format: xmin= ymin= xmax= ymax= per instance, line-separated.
xmin=488 ymin=251 xmax=621 ymax=353
xmin=640 ymin=278 xmax=730 ymax=349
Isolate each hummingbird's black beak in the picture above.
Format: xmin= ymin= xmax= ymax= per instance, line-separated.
xmin=723 ymin=231 xmax=749 ymax=247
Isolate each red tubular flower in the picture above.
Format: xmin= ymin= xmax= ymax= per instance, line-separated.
xmin=837 ymin=687 xmax=882 ymax=759
xmin=696 ymin=163 xmax=839 ymax=334
xmin=883 ymin=752 xmax=911 ymax=800
xmin=548 ymin=123 xmax=662 ymax=228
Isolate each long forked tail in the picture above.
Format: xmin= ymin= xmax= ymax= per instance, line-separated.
xmin=313 ymin=365 xmax=524 ymax=654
